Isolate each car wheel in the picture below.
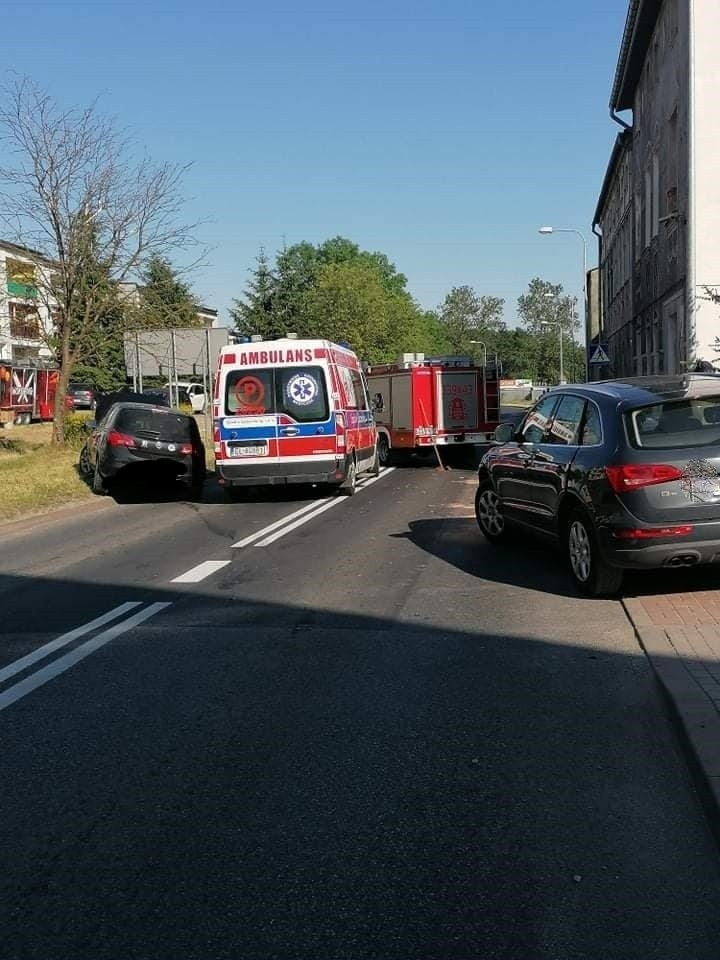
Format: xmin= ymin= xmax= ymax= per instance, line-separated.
xmin=78 ymin=447 xmax=92 ymax=477
xmin=91 ymin=464 xmax=107 ymax=496
xmin=475 ymin=482 xmax=507 ymax=544
xmin=377 ymin=433 xmax=391 ymax=467
xmin=342 ymin=458 xmax=357 ymax=496
xmin=566 ymin=509 xmax=623 ymax=597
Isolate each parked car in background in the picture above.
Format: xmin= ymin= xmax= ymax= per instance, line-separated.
xmin=475 ymin=375 xmax=720 ymax=596
xmin=94 ymin=389 xmax=170 ymax=424
xmin=79 ymin=402 xmax=206 ymax=498
xmin=67 ymin=383 xmax=96 ymax=410
xmin=165 ymin=381 xmax=207 ymax=413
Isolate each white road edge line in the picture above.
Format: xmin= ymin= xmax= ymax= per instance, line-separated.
xmin=255 ymin=467 xmax=396 ymax=547
xmin=0 ymin=601 xmax=143 ymax=686
xmin=171 ymin=560 xmax=232 ymax=584
xmin=0 ymin=602 xmax=172 ymax=713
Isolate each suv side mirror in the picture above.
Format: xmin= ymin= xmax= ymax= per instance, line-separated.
xmin=84 ymin=419 xmax=96 ymax=431
xmin=493 ymin=421 xmax=515 ymax=443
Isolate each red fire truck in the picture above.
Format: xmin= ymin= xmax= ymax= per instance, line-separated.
xmin=0 ymin=365 xmax=72 ymax=424
xmin=365 ymin=355 xmax=500 ymax=465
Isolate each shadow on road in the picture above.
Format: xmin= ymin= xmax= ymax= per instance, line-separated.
xmin=0 ymin=567 xmax=719 ymax=959
xmin=397 ymin=515 xmax=720 ymax=601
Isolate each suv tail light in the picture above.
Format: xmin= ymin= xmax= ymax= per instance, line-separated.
xmin=179 ymin=443 xmax=193 ymax=455
xmin=605 ymin=463 xmax=683 ymax=493
xmin=107 ymin=430 xmax=136 ymax=448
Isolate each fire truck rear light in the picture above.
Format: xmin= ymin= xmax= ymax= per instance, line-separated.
xmin=213 ymin=426 xmax=220 ymax=443
xmin=613 ymin=525 xmax=694 ymax=540
xmin=107 ymin=430 xmax=136 ymax=448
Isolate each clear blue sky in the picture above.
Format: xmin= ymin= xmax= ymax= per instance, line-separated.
xmin=5 ymin=0 xmax=629 ymax=330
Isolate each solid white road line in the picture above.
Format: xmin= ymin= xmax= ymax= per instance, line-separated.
xmin=0 ymin=601 xmax=143 ymax=686
xmin=255 ymin=496 xmax=344 ymax=546
xmin=171 ymin=560 xmax=232 ymax=584
xmin=254 ymin=467 xmax=396 ymax=547
xmin=231 ymin=498 xmax=332 ymax=549
xmin=0 ymin=602 xmax=172 ymax=713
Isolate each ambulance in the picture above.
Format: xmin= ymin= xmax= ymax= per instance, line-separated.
xmin=213 ymin=337 xmax=379 ymax=496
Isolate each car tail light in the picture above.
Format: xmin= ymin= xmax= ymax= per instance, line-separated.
xmin=614 ymin=525 xmax=694 ymax=540
xmin=179 ymin=443 xmax=193 ymax=455
xmin=107 ymin=430 xmax=136 ymax=448
xmin=605 ymin=463 xmax=683 ymax=492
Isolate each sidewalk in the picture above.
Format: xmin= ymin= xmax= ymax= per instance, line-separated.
xmin=623 ymin=590 xmax=720 ymax=841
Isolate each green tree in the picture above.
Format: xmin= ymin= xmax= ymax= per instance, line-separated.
xmin=230 ymin=247 xmax=279 ymax=339
xmin=517 ymin=278 xmax=581 ymax=384
xmin=133 ymin=256 xmax=200 ymax=329
xmin=438 ymin=286 xmax=505 ymax=356
xmin=304 ymin=262 xmax=395 ymax=361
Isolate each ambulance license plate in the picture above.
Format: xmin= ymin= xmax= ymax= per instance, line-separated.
xmin=229 ymin=443 xmax=267 ymax=457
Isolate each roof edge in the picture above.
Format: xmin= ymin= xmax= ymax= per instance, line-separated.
xmin=592 ymin=130 xmax=632 ymax=227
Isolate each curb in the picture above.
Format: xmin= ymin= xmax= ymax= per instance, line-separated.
xmin=623 ymin=597 xmax=720 ymax=848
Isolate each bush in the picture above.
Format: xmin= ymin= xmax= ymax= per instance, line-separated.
xmin=63 ymin=412 xmax=95 ymax=447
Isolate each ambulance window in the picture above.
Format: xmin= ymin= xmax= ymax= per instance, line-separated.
xmin=278 ymin=366 xmax=329 ymax=423
xmin=350 ymin=370 xmax=369 ymax=410
xmin=225 ymin=369 xmax=274 ymax=415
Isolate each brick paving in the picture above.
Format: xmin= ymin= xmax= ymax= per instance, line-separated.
xmin=624 ymin=590 xmax=720 ymax=840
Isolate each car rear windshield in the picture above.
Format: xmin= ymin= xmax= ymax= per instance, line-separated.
xmin=114 ymin=408 xmax=193 ymax=441
xmin=626 ymin=396 xmax=720 ymax=449
xmin=225 ymin=366 xmax=329 ymax=423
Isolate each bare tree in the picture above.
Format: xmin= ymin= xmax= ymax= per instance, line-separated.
xmin=0 ymin=76 xmax=203 ymax=442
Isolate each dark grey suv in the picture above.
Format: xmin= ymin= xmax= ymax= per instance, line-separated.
xmin=476 ymin=376 xmax=720 ymax=596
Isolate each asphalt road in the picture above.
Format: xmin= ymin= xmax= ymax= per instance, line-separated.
xmin=1 ymin=462 xmax=720 ymax=959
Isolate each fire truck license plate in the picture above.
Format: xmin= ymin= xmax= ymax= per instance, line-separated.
xmin=229 ymin=443 xmax=267 ymax=457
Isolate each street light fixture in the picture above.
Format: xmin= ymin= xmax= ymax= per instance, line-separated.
xmin=538 ymin=225 xmax=588 ymax=375
xmin=468 ymin=340 xmax=487 ymax=367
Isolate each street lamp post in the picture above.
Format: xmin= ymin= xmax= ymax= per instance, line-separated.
xmin=538 ymin=226 xmax=588 ymax=376
xmin=468 ymin=340 xmax=487 ymax=366
xmin=541 ymin=321 xmax=565 ymax=384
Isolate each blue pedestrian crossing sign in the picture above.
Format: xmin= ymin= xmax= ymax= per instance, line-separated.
xmin=588 ymin=343 xmax=610 ymax=365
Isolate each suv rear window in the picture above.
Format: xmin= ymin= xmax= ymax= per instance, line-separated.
xmin=225 ymin=366 xmax=329 ymax=423
xmin=114 ymin=408 xmax=194 ymax=441
xmin=626 ymin=396 xmax=720 ymax=449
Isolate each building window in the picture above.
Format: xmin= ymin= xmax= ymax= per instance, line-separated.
xmin=9 ymin=302 xmax=41 ymax=340
xmin=644 ymin=169 xmax=652 ymax=248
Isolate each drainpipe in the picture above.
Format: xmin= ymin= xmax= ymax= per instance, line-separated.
xmin=610 ymin=109 xmax=632 ymax=131
xmin=592 ymin=222 xmax=603 ymax=381
xmin=687 ymin=0 xmax=696 ymax=370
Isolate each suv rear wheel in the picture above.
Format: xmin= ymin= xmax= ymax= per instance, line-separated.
xmin=566 ymin=509 xmax=623 ymax=597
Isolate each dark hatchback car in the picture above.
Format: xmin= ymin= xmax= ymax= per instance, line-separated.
xmin=67 ymin=383 xmax=96 ymax=410
xmin=79 ymin=402 xmax=206 ymax=498
xmin=476 ymin=376 xmax=720 ymax=596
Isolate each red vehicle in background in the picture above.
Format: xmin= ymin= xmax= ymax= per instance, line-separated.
xmin=365 ymin=355 xmax=500 ymax=465
xmin=0 ymin=365 xmax=74 ymax=424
